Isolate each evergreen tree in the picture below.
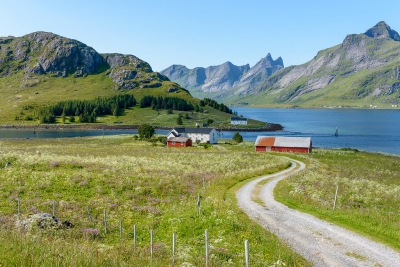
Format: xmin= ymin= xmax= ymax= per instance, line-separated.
xmin=177 ymin=114 xmax=183 ymax=125
xmin=233 ymin=132 xmax=243 ymax=143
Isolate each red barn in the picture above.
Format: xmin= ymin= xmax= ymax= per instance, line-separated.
xmin=167 ymin=137 xmax=192 ymax=147
xmin=255 ymin=136 xmax=312 ymax=153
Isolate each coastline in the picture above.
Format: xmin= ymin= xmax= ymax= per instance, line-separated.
xmin=0 ymin=122 xmax=283 ymax=132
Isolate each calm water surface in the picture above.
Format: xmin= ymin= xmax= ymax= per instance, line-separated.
xmin=231 ymin=108 xmax=400 ymax=155
xmin=0 ymin=108 xmax=399 ymax=155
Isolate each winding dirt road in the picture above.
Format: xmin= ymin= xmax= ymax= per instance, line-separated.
xmin=236 ymin=160 xmax=400 ymax=267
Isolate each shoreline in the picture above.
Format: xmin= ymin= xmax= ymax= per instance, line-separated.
xmin=0 ymin=123 xmax=283 ymax=132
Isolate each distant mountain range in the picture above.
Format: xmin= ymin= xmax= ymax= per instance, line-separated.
xmin=160 ymin=54 xmax=284 ymax=100
xmin=162 ymin=21 xmax=400 ymax=107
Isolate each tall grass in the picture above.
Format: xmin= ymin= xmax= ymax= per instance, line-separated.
xmin=0 ymin=136 xmax=309 ymax=266
xmin=275 ymin=149 xmax=400 ymax=250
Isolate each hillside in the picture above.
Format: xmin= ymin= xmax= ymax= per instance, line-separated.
xmin=228 ymin=21 xmax=400 ymax=108
xmin=0 ymin=31 xmax=261 ymax=127
xmin=160 ymin=54 xmax=284 ymax=101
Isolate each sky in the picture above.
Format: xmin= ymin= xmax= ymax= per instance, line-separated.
xmin=1 ymin=0 xmax=400 ymax=72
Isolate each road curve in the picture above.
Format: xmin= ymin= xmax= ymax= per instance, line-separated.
xmin=236 ymin=159 xmax=400 ymax=267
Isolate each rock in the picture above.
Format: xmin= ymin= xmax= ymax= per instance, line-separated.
xmin=16 ymin=213 xmax=73 ymax=231
xmin=167 ymin=87 xmax=178 ymax=93
xmin=0 ymin=31 xmax=169 ymax=91
xmin=61 ymin=220 xmax=74 ymax=229
xmin=364 ymin=21 xmax=400 ymax=41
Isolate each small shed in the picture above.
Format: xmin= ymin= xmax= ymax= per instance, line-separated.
xmin=255 ymin=136 xmax=312 ymax=153
xmin=167 ymin=137 xmax=192 ymax=147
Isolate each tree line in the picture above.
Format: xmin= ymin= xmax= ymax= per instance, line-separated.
xmin=201 ymin=98 xmax=232 ymax=114
xmin=36 ymin=94 xmax=137 ymax=123
xmin=34 ymin=94 xmax=234 ymax=123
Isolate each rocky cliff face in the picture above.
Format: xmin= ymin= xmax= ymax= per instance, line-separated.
xmin=160 ymin=54 xmax=283 ymax=100
xmin=0 ymin=31 xmax=168 ymax=90
xmin=231 ymin=21 xmax=400 ymax=106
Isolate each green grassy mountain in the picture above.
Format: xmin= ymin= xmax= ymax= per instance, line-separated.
xmin=0 ymin=31 xmax=259 ymax=127
xmin=227 ymin=21 xmax=400 ymax=108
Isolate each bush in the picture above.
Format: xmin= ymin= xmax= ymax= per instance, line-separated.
xmin=138 ymin=124 xmax=155 ymax=139
xmin=232 ymin=132 xmax=243 ymax=143
xmin=157 ymin=136 xmax=167 ymax=145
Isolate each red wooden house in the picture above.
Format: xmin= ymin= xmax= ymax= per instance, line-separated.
xmin=167 ymin=137 xmax=192 ymax=147
xmin=255 ymin=136 xmax=312 ymax=153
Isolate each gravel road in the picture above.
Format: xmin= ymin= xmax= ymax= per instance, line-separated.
xmin=236 ymin=159 xmax=400 ymax=267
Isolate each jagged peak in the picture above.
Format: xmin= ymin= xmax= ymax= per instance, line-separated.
xmin=364 ymin=21 xmax=400 ymax=41
xmin=256 ymin=54 xmax=284 ymax=68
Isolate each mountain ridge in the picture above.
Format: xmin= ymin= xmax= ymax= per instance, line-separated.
xmin=160 ymin=53 xmax=284 ymax=99
xmin=229 ymin=21 xmax=400 ymax=107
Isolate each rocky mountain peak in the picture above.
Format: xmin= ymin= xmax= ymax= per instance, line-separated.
xmin=364 ymin=21 xmax=400 ymax=41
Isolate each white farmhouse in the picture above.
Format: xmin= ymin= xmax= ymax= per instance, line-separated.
xmin=230 ymin=117 xmax=248 ymax=125
xmin=167 ymin=127 xmax=218 ymax=144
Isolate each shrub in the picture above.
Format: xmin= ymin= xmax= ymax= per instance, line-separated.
xmin=232 ymin=132 xmax=243 ymax=143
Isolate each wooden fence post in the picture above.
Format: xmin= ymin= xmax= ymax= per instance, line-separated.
xmin=119 ymin=221 xmax=123 ymax=241
xmin=205 ymin=229 xmax=209 ymax=267
xmin=17 ymin=197 xmax=21 ymax=218
xmin=52 ymin=200 xmax=56 ymax=217
xmin=103 ymin=209 xmax=107 ymax=234
xmin=172 ymin=233 xmax=176 ymax=265
xmin=150 ymin=229 xmax=153 ymax=259
xmin=134 ymin=224 xmax=137 ymax=249
xmin=245 ymin=240 xmax=250 ymax=267
xmin=333 ymin=185 xmax=339 ymax=211
xmin=197 ymin=193 xmax=201 ymax=216
xmin=87 ymin=207 xmax=93 ymax=223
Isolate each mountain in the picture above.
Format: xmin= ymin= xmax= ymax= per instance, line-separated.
xmin=0 ymin=31 xmax=171 ymax=90
xmin=229 ymin=21 xmax=400 ymax=107
xmin=0 ymin=31 xmax=198 ymax=123
xmin=160 ymin=53 xmax=284 ymax=100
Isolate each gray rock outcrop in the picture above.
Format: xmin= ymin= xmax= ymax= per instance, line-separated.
xmin=0 ymin=31 xmax=169 ymax=90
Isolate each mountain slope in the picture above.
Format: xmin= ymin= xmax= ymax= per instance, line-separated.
xmin=160 ymin=54 xmax=284 ymax=101
xmin=229 ymin=21 xmax=400 ymax=107
xmin=0 ymin=32 xmax=197 ymax=123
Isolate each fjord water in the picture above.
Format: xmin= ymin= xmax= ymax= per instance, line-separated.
xmin=231 ymin=108 xmax=400 ymax=155
xmin=0 ymin=108 xmax=399 ymax=155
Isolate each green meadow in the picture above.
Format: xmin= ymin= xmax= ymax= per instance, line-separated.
xmin=0 ymin=136 xmax=308 ymax=267
xmin=275 ymin=149 xmax=400 ymax=251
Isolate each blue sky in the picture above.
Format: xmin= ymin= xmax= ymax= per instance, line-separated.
xmin=1 ymin=1 xmax=400 ymax=71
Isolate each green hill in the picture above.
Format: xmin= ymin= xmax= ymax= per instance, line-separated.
xmin=0 ymin=31 xmax=265 ymax=128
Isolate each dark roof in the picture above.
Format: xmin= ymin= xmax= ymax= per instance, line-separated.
xmin=168 ymin=137 xmax=191 ymax=142
xmin=170 ymin=131 xmax=180 ymax=137
xmin=173 ymin=127 xmax=215 ymax=134
xmin=231 ymin=117 xmax=247 ymax=121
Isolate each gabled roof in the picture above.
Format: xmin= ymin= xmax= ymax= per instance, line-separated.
xmin=168 ymin=137 xmax=191 ymax=142
xmin=173 ymin=127 xmax=215 ymax=134
xmin=231 ymin=117 xmax=247 ymax=121
xmin=255 ymin=136 xmax=311 ymax=148
xmin=274 ymin=137 xmax=311 ymax=148
xmin=169 ymin=131 xmax=180 ymax=137
xmin=254 ymin=136 xmax=275 ymax=147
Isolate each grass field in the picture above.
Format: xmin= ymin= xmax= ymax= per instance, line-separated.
xmin=0 ymin=136 xmax=309 ymax=266
xmin=275 ymin=149 xmax=400 ymax=251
